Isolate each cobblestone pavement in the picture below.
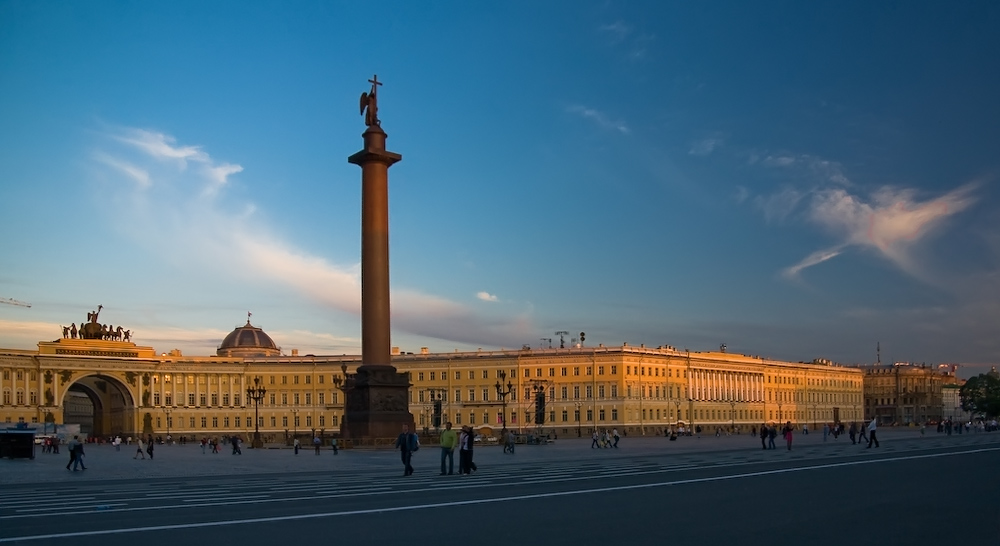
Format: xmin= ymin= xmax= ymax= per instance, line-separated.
xmin=2 ymin=428 xmax=997 ymax=485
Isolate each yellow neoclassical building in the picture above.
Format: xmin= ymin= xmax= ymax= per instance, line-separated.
xmin=0 ymin=320 xmax=865 ymax=440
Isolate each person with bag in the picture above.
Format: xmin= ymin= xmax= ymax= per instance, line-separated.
xmin=782 ymin=421 xmax=794 ymax=451
xmin=395 ymin=424 xmax=418 ymax=476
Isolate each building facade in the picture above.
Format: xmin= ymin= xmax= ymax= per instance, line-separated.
xmin=858 ymin=363 xmax=962 ymax=425
xmin=1 ymin=322 xmax=867 ymax=440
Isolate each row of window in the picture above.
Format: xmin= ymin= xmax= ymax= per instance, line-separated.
xmin=153 ymin=374 xmax=332 ymax=386
xmin=1 ymin=370 xmax=36 ymax=381
xmin=155 ymin=413 xmax=340 ymax=430
xmin=1 ymin=391 xmax=35 ymax=405
xmin=150 ymin=391 xmax=345 ymax=407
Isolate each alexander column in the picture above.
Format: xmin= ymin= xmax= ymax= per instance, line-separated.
xmin=342 ymin=75 xmax=414 ymax=439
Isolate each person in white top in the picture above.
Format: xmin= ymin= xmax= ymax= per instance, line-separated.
xmin=866 ymin=418 xmax=880 ymax=448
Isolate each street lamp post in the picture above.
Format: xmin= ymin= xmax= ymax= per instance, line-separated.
xmin=291 ymin=408 xmax=299 ymax=441
xmin=778 ymin=402 xmax=783 ymax=424
xmin=530 ymin=382 xmax=546 ymax=432
xmin=164 ymin=407 xmax=172 ymax=442
xmin=245 ymin=376 xmax=267 ymax=448
xmin=729 ymin=400 xmax=736 ymax=433
xmin=495 ymin=371 xmax=513 ymax=438
xmin=673 ymin=399 xmax=680 ymax=427
xmin=575 ymin=401 xmax=582 ymax=437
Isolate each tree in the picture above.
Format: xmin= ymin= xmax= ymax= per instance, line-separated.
xmin=959 ymin=374 xmax=1000 ymax=419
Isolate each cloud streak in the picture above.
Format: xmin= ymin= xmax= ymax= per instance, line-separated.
xmin=566 ymin=105 xmax=630 ymax=134
xmin=783 ymin=183 xmax=978 ymax=278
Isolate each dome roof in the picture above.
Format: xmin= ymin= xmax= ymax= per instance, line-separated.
xmin=217 ymin=320 xmax=280 ymax=357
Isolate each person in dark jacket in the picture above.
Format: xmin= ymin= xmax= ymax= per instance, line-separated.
xmin=66 ymin=436 xmax=78 ymax=470
xmin=395 ymin=424 xmax=417 ymax=476
xmin=74 ymin=440 xmax=87 ymax=470
xmin=759 ymin=424 xmax=768 ymax=450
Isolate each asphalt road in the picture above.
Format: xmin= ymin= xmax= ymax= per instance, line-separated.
xmin=1 ymin=432 xmax=998 ymax=546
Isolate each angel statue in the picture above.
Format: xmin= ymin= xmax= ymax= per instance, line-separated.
xmin=359 ymin=75 xmax=381 ymax=127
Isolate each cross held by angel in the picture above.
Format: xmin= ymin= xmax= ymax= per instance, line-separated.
xmin=359 ymin=75 xmax=381 ymax=127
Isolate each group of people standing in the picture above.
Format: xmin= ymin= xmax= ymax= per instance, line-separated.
xmin=759 ymin=421 xmax=797 ymax=450
xmin=397 ymin=422 xmax=480 ymax=477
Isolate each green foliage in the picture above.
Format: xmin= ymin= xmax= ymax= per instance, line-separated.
xmin=959 ymin=374 xmax=1000 ymax=419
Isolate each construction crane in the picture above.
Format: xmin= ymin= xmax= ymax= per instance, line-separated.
xmin=555 ymin=331 xmax=569 ymax=349
xmin=1 ymin=297 xmax=31 ymax=308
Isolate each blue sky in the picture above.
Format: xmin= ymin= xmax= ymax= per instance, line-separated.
xmin=1 ymin=2 xmax=998 ymax=374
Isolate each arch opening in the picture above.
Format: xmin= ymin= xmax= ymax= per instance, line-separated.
xmin=62 ymin=375 xmax=136 ymax=438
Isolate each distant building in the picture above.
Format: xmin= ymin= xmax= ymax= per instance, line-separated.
xmin=858 ymin=363 xmax=962 ymax=425
xmin=940 ymin=384 xmax=970 ymax=424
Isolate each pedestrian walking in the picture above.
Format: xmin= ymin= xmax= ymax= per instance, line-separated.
xmin=293 ymin=437 xmax=300 ymax=455
xmin=134 ymin=438 xmax=146 ymax=459
xmin=146 ymin=435 xmax=155 ymax=459
xmin=331 ymin=438 xmax=339 ymax=454
xmin=591 ymin=430 xmax=600 ymax=448
xmin=201 ymin=437 xmax=208 ymax=454
xmin=759 ymin=423 xmax=768 ymax=450
xmin=783 ymin=421 xmax=794 ymax=451
xmin=858 ymin=420 xmax=869 ymax=445
xmin=395 ymin=424 xmax=418 ymax=476
xmin=849 ymin=422 xmax=858 ymax=444
xmin=231 ymin=435 xmax=242 ymax=455
xmin=439 ymin=421 xmax=458 ymax=475
xmin=73 ymin=440 xmax=87 ymax=470
xmin=66 ymin=435 xmax=80 ymax=470
xmin=612 ymin=428 xmax=620 ymax=448
xmin=866 ymin=418 xmax=880 ymax=448
xmin=313 ymin=436 xmax=321 ymax=455
xmin=767 ymin=425 xmax=777 ymax=449
xmin=823 ymin=423 xmax=829 ymax=442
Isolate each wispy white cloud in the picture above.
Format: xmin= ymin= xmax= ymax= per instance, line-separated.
xmin=689 ymin=138 xmax=722 ymax=156
xmin=114 ymin=128 xmax=209 ymax=166
xmin=754 ymin=187 xmax=803 ymax=223
xmin=566 ymin=105 xmax=630 ymax=134
xmin=93 ymin=152 xmax=151 ymax=188
xmin=599 ymin=21 xmax=653 ymax=61
xmin=204 ymin=163 xmax=243 ymax=195
xmin=782 ymin=246 xmax=844 ymax=279
xmin=763 ymin=155 xmax=796 ymax=167
xmin=599 ymin=21 xmax=631 ymax=43
xmin=476 ymin=291 xmax=498 ymax=302
xmin=783 ymin=183 xmax=978 ymax=278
